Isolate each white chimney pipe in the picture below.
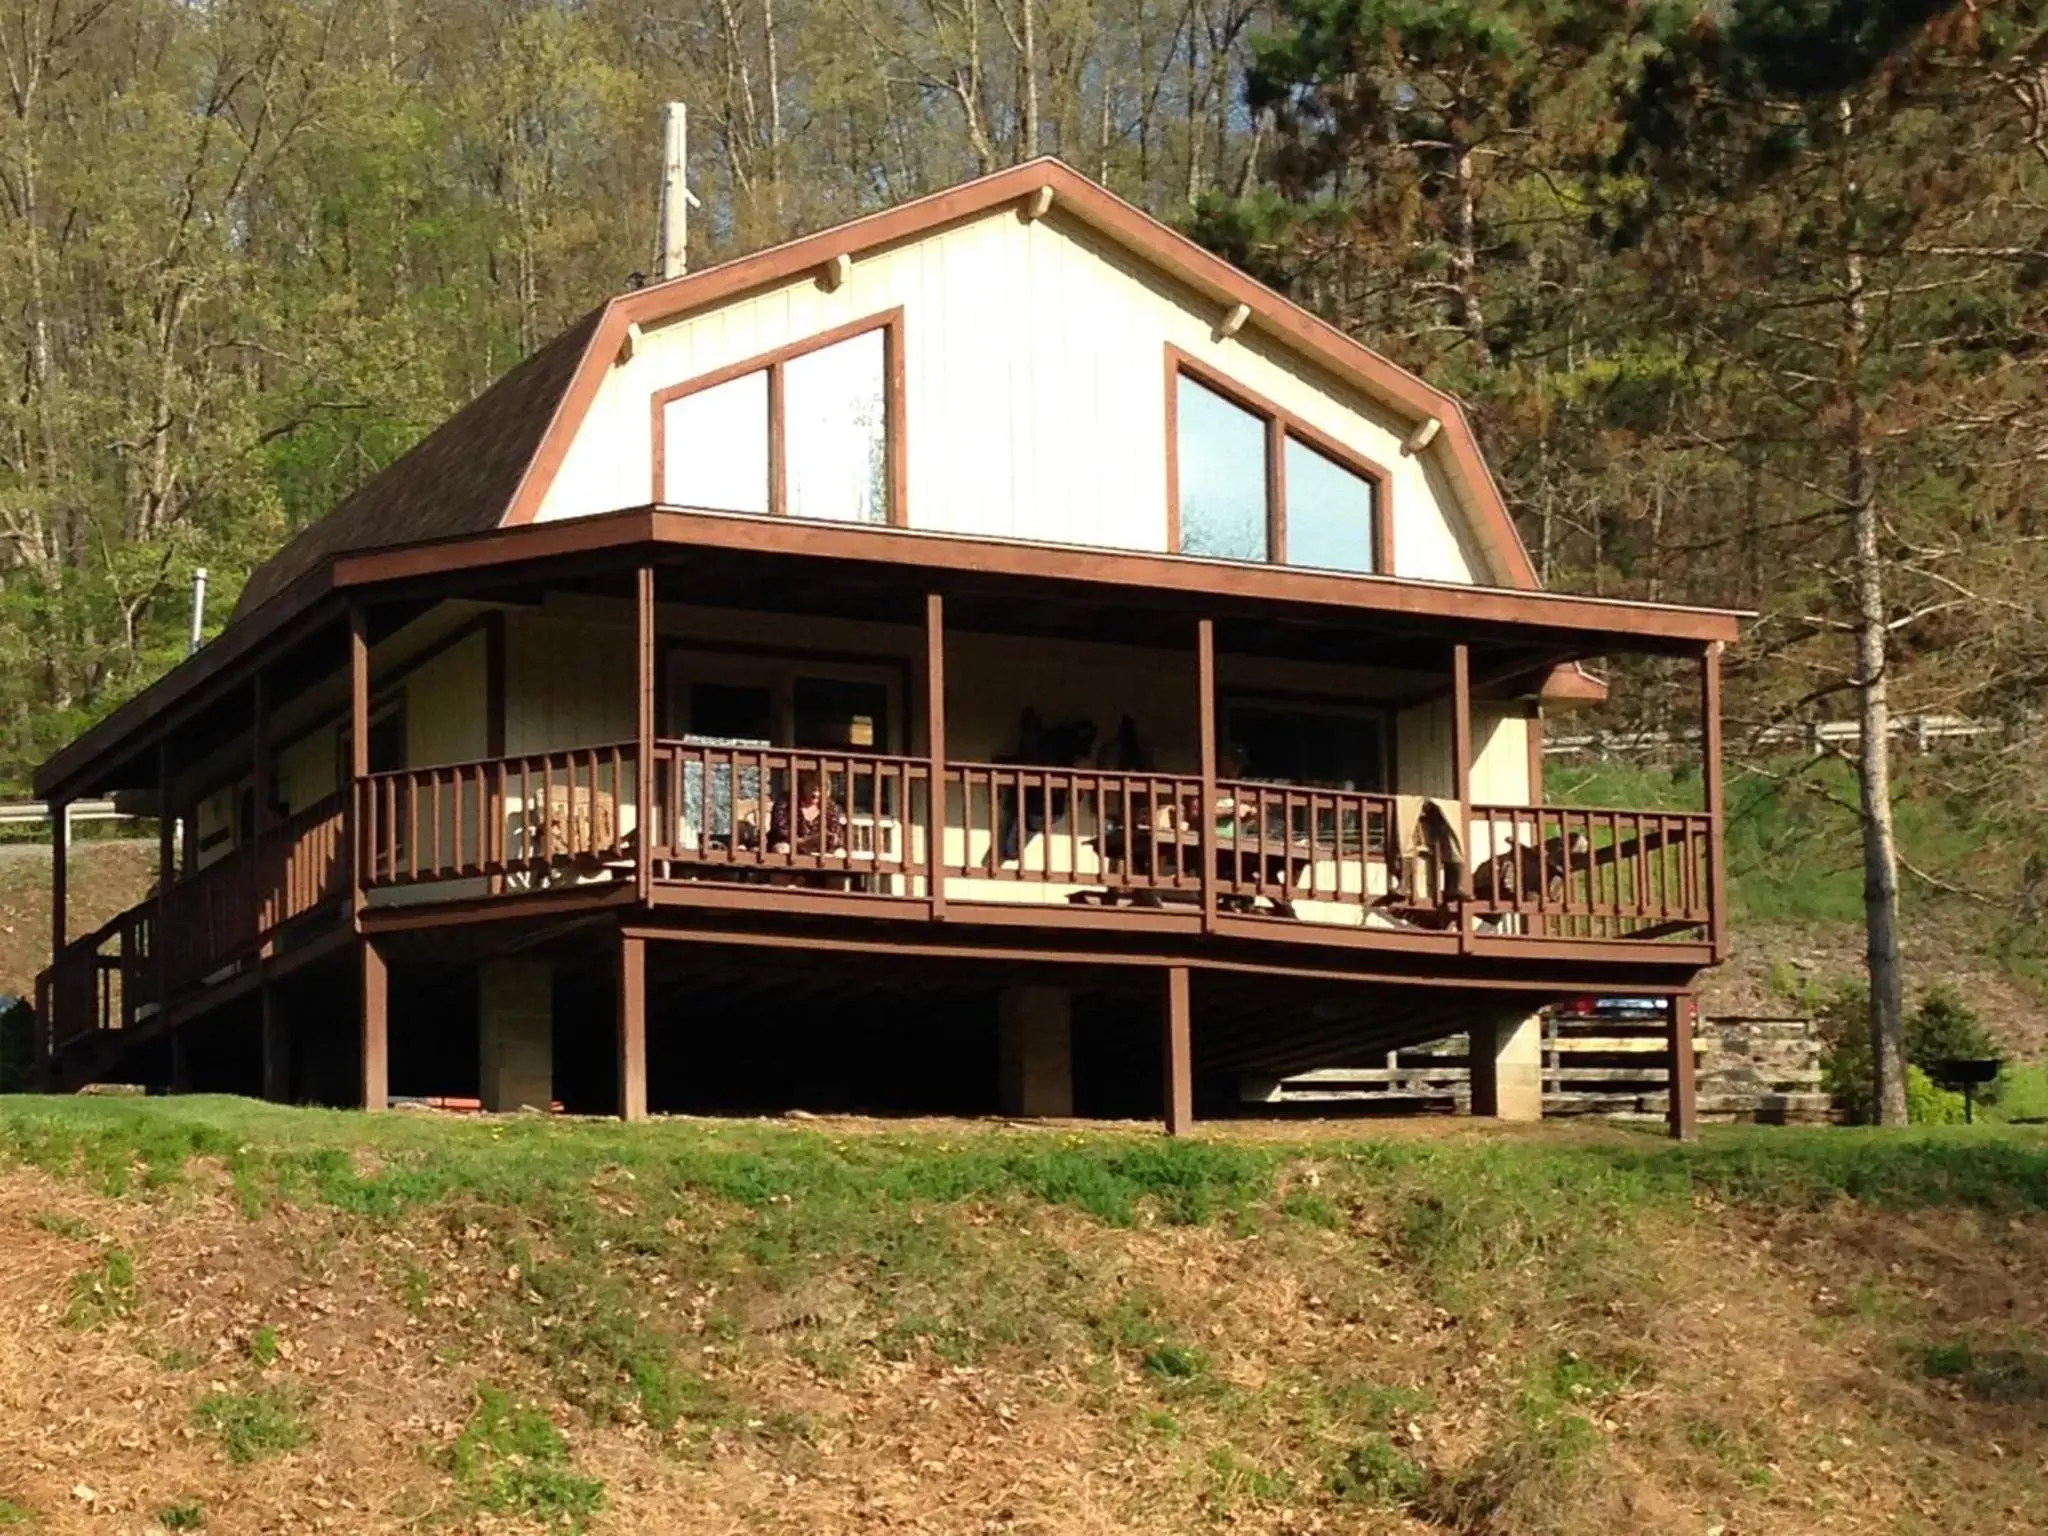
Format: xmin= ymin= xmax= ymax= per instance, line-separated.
xmin=188 ymin=568 xmax=208 ymax=656
xmin=657 ymin=103 xmax=691 ymax=281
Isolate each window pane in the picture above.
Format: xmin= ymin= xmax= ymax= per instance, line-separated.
xmin=1284 ymin=436 xmax=1376 ymax=573
xmin=1228 ymin=706 xmax=1385 ymax=791
xmin=663 ymin=370 xmax=770 ymax=513
xmin=786 ymin=330 xmax=888 ymax=524
xmin=1176 ymin=374 xmax=1269 ymax=561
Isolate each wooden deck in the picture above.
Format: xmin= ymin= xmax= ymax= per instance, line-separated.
xmin=37 ymin=739 xmax=1717 ymax=1081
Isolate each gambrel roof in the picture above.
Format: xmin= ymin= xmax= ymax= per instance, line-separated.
xmin=233 ymin=157 xmax=1539 ymax=626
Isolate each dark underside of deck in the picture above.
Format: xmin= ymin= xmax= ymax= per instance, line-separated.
xmin=52 ymin=876 xmax=1699 ymax=1122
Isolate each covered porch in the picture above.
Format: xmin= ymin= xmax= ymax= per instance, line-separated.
xmin=33 ymin=509 xmax=1733 ymax=1114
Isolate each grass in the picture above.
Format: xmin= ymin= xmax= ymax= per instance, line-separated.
xmin=191 ymin=1386 xmax=312 ymax=1464
xmin=1550 ymin=756 xmax=2029 ymax=932
xmin=0 ymin=1501 xmax=29 ymax=1527
xmin=154 ymin=1501 xmax=204 ymax=1531
xmin=444 ymin=1387 xmax=605 ymax=1528
xmin=62 ymin=1246 xmax=136 ymax=1330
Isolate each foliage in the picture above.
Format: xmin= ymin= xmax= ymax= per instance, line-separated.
xmin=1820 ymin=978 xmax=2004 ymax=1123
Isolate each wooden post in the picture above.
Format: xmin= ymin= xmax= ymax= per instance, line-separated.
xmin=636 ymin=566 xmax=655 ymax=903
xmin=1667 ymin=992 xmax=1699 ymax=1142
xmin=253 ymin=671 xmax=274 ymax=950
xmin=261 ymin=980 xmax=289 ymax=1103
xmin=1701 ymin=642 xmax=1727 ymax=961
xmin=1196 ymin=618 xmax=1217 ymax=932
xmin=156 ymin=741 xmax=174 ymax=1017
xmin=169 ymin=1027 xmax=191 ymax=1095
xmin=348 ymin=604 xmax=369 ymax=919
xmin=618 ymin=930 xmax=648 ymax=1122
xmin=925 ymin=592 xmax=946 ymax=918
xmin=49 ymin=794 xmax=68 ymax=963
xmin=1162 ymin=964 xmax=1193 ymax=1135
xmin=1451 ymin=642 xmax=1472 ymax=951
xmin=360 ymin=936 xmax=388 ymax=1112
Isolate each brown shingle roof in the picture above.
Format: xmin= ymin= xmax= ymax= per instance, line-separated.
xmin=230 ymin=305 xmax=608 ymax=623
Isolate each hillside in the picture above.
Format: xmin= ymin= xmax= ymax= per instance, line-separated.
xmin=1 ymin=1099 xmax=2045 ymax=1533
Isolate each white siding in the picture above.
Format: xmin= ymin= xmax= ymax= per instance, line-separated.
xmin=537 ymin=210 xmax=1492 ymax=583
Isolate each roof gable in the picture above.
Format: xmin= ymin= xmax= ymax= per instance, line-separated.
xmin=232 ymin=158 xmax=1538 ymax=632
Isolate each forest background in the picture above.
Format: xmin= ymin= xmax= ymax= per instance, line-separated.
xmin=6 ymin=0 xmax=2048 ymax=1096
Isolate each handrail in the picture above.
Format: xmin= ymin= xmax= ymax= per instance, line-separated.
xmin=943 ymin=761 xmax=1204 ymax=893
xmin=358 ymin=742 xmax=638 ymax=888
xmin=1466 ymin=802 xmax=1714 ymax=942
xmin=1212 ymin=779 xmax=1400 ymax=912
xmin=650 ymin=739 xmax=928 ymax=881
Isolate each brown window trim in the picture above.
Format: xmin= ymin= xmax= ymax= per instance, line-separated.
xmin=1164 ymin=345 xmax=1394 ymax=575
xmin=649 ymin=306 xmax=907 ymax=528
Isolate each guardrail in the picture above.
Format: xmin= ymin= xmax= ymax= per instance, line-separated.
xmin=0 ymin=798 xmax=133 ymax=830
xmin=1546 ymin=714 xmax=1995 ymax=757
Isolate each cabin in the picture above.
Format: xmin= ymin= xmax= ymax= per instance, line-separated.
xmin=32 ymin=160 xmax=1737 ymax=1135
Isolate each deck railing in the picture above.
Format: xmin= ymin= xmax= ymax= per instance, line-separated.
xmin=648 ymin=739 xmax=930 ymax=888
xmin=1465 ymin=803 xmax=1714 ymax=942
xmin=1212 ymin=781 xmax=1401 ymax=914
xmin=357 ymin=744 xmax=638 ymax=889
xmin=40 ymin=794 xmax=345 ymax=1058
xmin=159 ymin=794 xmax=347 ymax=990
xmin=942 ymin=763 xmax=1206 ymax=897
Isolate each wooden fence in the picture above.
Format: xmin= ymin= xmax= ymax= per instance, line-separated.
xmin=1247 ymin=1012 xmax=1830 ymax=1124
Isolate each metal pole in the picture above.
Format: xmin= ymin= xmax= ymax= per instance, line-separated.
xmin=188 ymin=568 xmax=208 ymax=656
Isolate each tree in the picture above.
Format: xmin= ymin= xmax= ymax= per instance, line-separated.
xmin=1610 ymin=0 xmax=2048 ymax=1123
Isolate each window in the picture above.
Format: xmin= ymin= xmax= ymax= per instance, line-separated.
xmin=786 ymin=331 xmax=888 ymax=525
xmin=654 ymin=312 xmax=901 ymax=525
xmin=1226 ymin=704 xmax=1387 ymax=793
xmin=1283 ymin=437 xmax=1376 ymax=574
xmin=663 ymin=372 xmax=770 ymax=513
xmin=1169 ymin=352 xmax=1386 ymax=574
xmin=1175 ymin=374 xmax=1271 ymax=561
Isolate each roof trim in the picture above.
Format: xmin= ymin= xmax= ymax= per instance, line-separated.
xmin=334 ymin=504 xmax=1742 ymax=647
xmin=497 ymin=158 xmax=1541 ymax=589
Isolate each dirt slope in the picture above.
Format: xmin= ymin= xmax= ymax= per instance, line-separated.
xmin=1 ymin=1102 xmax=2045 ymax=1534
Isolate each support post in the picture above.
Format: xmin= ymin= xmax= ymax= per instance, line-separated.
xmin=1469 ymin=1012 xmax=1542 ymax=1121
xmin=169 ymin=1027 xmax=191 ymax=1094
xmin=1451 ymin=642 xmax=1473 ymax=950
xmin=618 ymin=930 xmax=647 ymax=1122
xmin=1700 ymin=643 xmax=1727 ymax=961
xmin=1196 ymin=618 xmax=1217 ymax=932
xmin=359 ymin=936 xmax=387 ymax=1112
xmin=480 ymin=959 xmax=554 ymax=1112
xmin=253 ymin=670 xmax=274 ymax=946
xmin=1162 ymin=965 xmax=1193 ymax=1135
xmin=925 ymin=592 xmax=947 ymax=918
xmin=49 ymin=795 xmax=68 ymax=963
xmin=348 ymin=604 xmax=370 ymax=919
xmin=636 ymin=566 xmax=655 ymax=903
xmin=261 ymin=981 xmax=289 ymax=1103
xmin=156 ymin=740 xmax=174 ymax=1017
xmin=1667 ymin=992 xmax=1699 ymax=1142
xmin=997 ymin=986 xmax=1073 ymax=1117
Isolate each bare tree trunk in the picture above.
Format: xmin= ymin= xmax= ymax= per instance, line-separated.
xmin=1451 ymin=139 xmax=1488 ymax=360
xmin=1840 ymin=97 xmax=1908 ymax=1127
xmin=1019 ymin=0 xmax=1038 ymax=158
